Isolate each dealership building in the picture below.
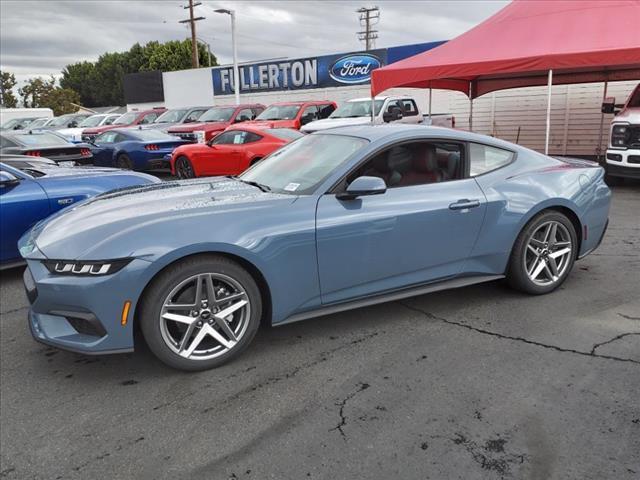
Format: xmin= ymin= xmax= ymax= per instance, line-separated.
xmin=124 ymin=41 xmax=637 ymax=159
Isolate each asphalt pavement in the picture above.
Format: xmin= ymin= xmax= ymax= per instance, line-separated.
xmin=1 ymin=182 xmax=639 ymax=480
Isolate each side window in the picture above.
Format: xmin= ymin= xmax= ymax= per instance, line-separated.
xmin=346 ymin=141 xmax=464 ymax=189
xmin=244 ymin=132 xmax=263 ymax=143
xmin=300 ymin=105 xmax=318 ymax=125
xmin=318 ymin=104 xmax=335 ymax=119
xmin=103 ymin=116 xmax=116 ymax=125
xmin=95 ymin=131 xmax=117 ymax=144
xmin=140 ymin=113 xmax=157 ymax=124
xmin=401 ymin=99 xmax=418 ymax=116
xmin=251 ymin=107 xmax=264 ymax=118
xmin=212 ymin=130 xmax=248 ymax=145
xmin=386 ymin=100 xmax=402 ymax=113
xmin=468 ymin=143 xmax=513 ymax=176
xmin=236 ymin=109 xmax=253 ymax=122
xmin=113 ymin=133 xmax=128 ymax=143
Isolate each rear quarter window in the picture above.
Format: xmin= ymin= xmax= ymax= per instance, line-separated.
xmin=468 ymin=143 xmax=514 ymax=176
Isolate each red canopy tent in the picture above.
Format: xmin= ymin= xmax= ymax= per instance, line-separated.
xmin=370 ymin=0 xmax=640 ymax=153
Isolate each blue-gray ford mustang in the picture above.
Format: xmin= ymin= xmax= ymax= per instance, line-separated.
xmin=19 ymin=125 xmax=611 ymax=371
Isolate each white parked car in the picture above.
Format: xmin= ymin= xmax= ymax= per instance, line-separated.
xmin=56 ymin=113 xmax=121 ymax=142
xmin=603 ymin=83 xmax=640 ymax=181
xmin=300 ymin=96 xmax=454 ymax=133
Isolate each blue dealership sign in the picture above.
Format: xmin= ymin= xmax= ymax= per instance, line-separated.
xmin=211 ymin=42 xmax=445 ymax=95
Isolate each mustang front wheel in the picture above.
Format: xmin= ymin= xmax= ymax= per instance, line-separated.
xmin=507 ymin=211 xmax=577 ymax=294
xmin=139 ymin=255 xmax=262 ymax=370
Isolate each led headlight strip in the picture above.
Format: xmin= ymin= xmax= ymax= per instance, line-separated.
xmin=42 ymin=258 xmax=132 ymax=276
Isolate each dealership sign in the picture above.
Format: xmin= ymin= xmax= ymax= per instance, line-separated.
xmin=329 ymin=54 xmax=382 ymax=84
xmin=212 ymin=49 xmax=388 ymax=95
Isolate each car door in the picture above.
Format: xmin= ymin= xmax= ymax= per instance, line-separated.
xmin=315 ymin=140 xmax=487 ymax=305
xmin=197 ymin=130 xmax=244 ymax=176
xmin=0 ymin=168 xmax=49 ymax=263
xmin=90 ymin=131 xmax=118 ymax=166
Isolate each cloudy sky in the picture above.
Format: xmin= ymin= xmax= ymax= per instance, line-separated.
xmin=0 ymin=0 xmax=508 ymax=86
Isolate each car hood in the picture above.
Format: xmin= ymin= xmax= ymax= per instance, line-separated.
xmin=31 ymin=177 xmax=296 ymax=259
xmin=168 ymin=122 xmax=229 ymax=132
xmin=612 ymin=106 xmax=640 ymax=123
xmin=300 ymin=117 xmax=371 ymax=132
xmin=35 ymin=165 xmax=140 ymax=177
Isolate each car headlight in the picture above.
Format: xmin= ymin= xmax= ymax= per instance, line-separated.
xmin=42 ymin=258 xmax=132 ymax=276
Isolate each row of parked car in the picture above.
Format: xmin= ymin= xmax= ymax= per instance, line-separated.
xmin=0 ymin=96 xmax=454 ymax=179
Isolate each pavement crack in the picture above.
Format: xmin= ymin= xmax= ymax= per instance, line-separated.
xmin=619 ymin=313 xmax=640 ymax=321
xmin=591 ymin=332 xmax=640 ymax=355
xmin=0 ymin=306 xmax=28 ymax=315
xmin=329 ymin=382 xmax=370 ymax=439
xmin=399 ymin=301 xmax=640 ymax=366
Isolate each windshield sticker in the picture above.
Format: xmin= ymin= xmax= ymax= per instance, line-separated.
xmin=284 ymin=182 xmax=300 ymax=192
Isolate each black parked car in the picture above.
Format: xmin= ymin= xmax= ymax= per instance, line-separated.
xmin=0 ymin=131 xmax=93 ymax=165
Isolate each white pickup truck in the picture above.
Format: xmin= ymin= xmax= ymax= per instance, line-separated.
xmin=603 ymin=83 xmax=640 ymax=181
xmin=300 ymin=96 xmax=454 ymax=133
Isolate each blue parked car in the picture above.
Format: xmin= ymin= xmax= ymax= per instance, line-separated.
xmin=88 ymin=128 xmax=189 ymax=170
xmin=0 ymin=155 xmax=160 ymax=268
xmin=19 ymin=125 xmax=611 ymax=371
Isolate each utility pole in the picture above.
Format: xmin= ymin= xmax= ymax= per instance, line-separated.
xmin=357 ymin=6 xmax=380 ymax=51
xmin=179 ymin=0 xmax=205 ymax=68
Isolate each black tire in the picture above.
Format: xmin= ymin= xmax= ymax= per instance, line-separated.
xmin=506 ymin=210 xmax=577 ymax=295
xmin=116 ymin=153 xmax=133 ymax=170
xmin=175 ymin=155 xmax=196 ymax=179
xmin=139 ymin=255 xmax=262 ymax=371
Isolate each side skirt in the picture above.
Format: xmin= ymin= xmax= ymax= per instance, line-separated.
xmin=277 ymin=274 xmax=504 ymax=326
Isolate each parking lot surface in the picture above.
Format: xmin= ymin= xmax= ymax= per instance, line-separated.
xmin=1 ymin=183 xmax=638 ymax=480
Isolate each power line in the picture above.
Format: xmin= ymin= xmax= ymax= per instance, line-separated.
xmin=179 ymin=0 xmax=205 ymax=68
xmin=356 ymin=6 xmax=380 ymax=51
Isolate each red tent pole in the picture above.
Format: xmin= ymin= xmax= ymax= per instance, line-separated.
xmin=545 ymin=69 xmax=553 ymax=155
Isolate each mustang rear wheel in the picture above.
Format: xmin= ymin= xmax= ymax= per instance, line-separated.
xmin=175 ymin=156 xmax=195 ymax=179
xmin=117 ymin=153 xmax=133 ymax=170
xmin=139 ymin=255 xmax=262 ymax=371
xmin=507 ymin=211 xmax=577 ymax=294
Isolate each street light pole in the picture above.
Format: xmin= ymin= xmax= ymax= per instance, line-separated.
xmin=214 ymin=8 xmax=240 ymax=105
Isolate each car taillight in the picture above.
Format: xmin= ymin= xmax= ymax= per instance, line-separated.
xmin=80 ymin=148 xmax=91 ymax=156
xmin=145 ymin=144 xmax=159 ymax=151
xmin=26 ymin=150 xmax=41 ymax=157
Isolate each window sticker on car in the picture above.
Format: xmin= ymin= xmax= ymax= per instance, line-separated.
xmin=233 ymin=133 xmax=244 ymax=144
xmin=284 ymin=182 xmax=300 ymax=191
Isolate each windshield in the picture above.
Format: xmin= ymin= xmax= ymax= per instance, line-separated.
xmin=154 ymin=109 xmax=188 ymax=124
xmin=79 ymin=115 xmax=106 ymax=127
xmin=26 ymin=118 xmax=49 ymax=128
xmin=240 ymin=134 xmax=367 ymax=194
xmin=113 ymin=112 xmax=137 ymax=125
xmin=628 ymin=85 xmax=640 ymax=108
xmin=255 ymin=105 xmax=301 ymax=121
xmin=330 ymin=100 xmax=384 ymax=118
xmin=12 ymin=132 xmax=70 ymax=146
xmin=48 ymin=115 xmax=73 ymax=126
xmin=1 ymin=119 xmax=22 ymax=129
xmin=199 ymin=107 xmax=235 ymax=122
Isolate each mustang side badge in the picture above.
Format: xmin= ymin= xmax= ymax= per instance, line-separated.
xmin=57 ymin=198 xmax=74 ymax=205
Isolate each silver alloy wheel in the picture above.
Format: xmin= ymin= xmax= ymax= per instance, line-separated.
xmin=159 ymin=273 xmax=250 ymax=360
xmin=524 ymin=220 xmax=573 ymax=286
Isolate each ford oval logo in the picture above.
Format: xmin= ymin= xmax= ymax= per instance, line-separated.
xmin=329 ymin=54 xmax=382 ymax=84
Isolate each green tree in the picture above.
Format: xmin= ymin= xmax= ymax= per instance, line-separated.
xmin=41 ymin=87 xmax=81 ymax=115
xmin=18 ymin=76 xmax=57 ymax=108
xmin=60 ymin=61 xmax=98 ymax=106
xmin=0 ymin=70 xmax=18 ymax=108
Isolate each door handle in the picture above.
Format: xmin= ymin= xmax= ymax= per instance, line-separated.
xmin=449 ymin=199 xmax=481 ymax=210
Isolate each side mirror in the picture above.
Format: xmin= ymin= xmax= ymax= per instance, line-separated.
xmin=68 ymin=121 xmax=78 ymax=128
xmin=337 ymin=176 xmax=387 ymax=200
xmin=383 ymin=106 xmax=403 ymax=123
xmin=0 ymin=171 xmax=20 ymax=188
xmin=602 ymin=97 xmax=616 ymax=114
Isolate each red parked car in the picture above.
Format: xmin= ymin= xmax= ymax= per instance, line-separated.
xmin=81 ymin=108 xmax=166 ymax=141
xmin=170 ymin=125 xmax=303 ymax=179
xmin=167 ymin=104 xmax=265 ymax=142
xmin=246 ymin=100 xmax=336 ymax=130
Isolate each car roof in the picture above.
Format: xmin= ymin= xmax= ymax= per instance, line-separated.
xmin=317 ymin=124 xmax=525 ymax=151
xmin=347 ymin=96 xmax=408 ymax=102
xmin=270 ymin=100 xmax=334 ymax=106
